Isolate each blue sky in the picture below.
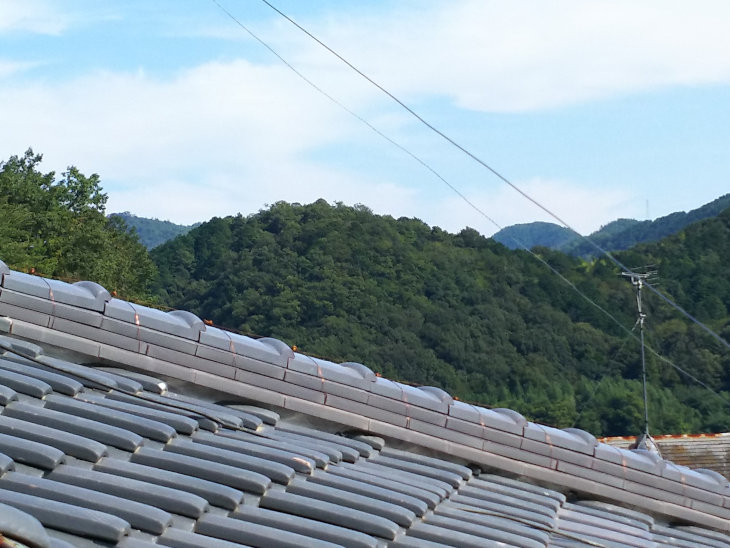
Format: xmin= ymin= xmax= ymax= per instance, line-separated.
xmin=2 ymin=0 xmax=729 ymax=236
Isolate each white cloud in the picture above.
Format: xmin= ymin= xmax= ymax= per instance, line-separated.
xmin=300 ymin=0 xmax=730 ymax=112
xmin=0 ymin=59 xmax=403 ymax=224
xmin=423 ymin=178 xmax=636 ymax=236
xmin=2 ymin=0 xmax=727 ymax=233
xmin=0 ymin=59 xmax=38 ymax=79
xmin=0 ymin=0 xmax=70 ymax=35
xmin=1 ymin=59 xmax=358 ymax=173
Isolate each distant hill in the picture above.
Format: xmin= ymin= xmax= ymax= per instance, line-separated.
xmin=110 ymin=212 xmax=200 ymax=250
xmin=492 ymin=193 xmax=730 ymax=258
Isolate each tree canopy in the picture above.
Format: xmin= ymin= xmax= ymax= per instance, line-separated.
xmin=152 ymin=200 xmax=730 ymax=436
xmin=0 ymin=150 xmax=156 ymax=299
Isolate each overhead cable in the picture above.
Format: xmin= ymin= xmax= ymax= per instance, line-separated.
xmin=208 ymin=0 xmax=633 ymax=352
xmin=253 ymin=0 xmax=730 ymax=353
xmin=210 ymin=1 xmax=730 ymax=404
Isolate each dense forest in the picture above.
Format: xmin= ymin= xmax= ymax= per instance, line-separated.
xmin=152 ymin=200 xmax=730 ymax=436
xmin=2 ymin=150 xmax=729 ymax=437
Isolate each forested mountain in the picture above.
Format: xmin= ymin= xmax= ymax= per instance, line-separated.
xmin=0 ymin=150 xmax=155 ymax=298
xmin=4 ymin=148 xmax=728 ymax=437
xmin=110 ymin=212 xmax=199 ymax=250
xmin=493 ymin=193 xmax=730 ymax=257
xmin=152 ymin=200 xmax=730 ymax=437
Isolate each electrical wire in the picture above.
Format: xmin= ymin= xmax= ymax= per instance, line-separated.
xmin=208 ymin=0 xmax=654 ymax=385
xmin=251 ymin=0 xmax=730 ymax=354
xmin=210 ymin=1 xmax=730 ymax=405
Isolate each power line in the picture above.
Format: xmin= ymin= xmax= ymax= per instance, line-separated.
xmin=207 ymin=0 xmax=634 ymax=355
xmin=252 ymin=0 xmax=730 ymax=355
xmin=210 ymin=1 xmax=730 ymax=405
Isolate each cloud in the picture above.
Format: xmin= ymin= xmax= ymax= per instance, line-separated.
xmin=1 ymin=60 xmax=355 ymax=170
xmin=296 ymin=0 xmax=730 ymax=112
xmin=0 ymin=59 xmax=38 ymax=79
xmin=0 ymin=58 xmax=404 ymax=224
xmin=2 ymin=0 xmax=727 ymax=233
xmin=0 ymin=0 xmax=71 ymax=35
xmin=422 ymin=178 xmax=636 ymax=236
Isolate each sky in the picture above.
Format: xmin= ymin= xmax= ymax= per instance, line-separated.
xmin=1 ymin=0 xmax=729 ymax=237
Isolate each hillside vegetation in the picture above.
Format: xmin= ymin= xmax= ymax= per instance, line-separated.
xmin=152 ymin=199 xmax=730 ymax=436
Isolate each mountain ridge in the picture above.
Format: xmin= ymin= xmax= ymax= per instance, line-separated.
xmin=492 ymin=193 xmax=730 ymax=257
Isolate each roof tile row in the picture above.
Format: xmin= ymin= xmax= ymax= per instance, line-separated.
xmin=1 ymin=260 xmax=730 ymax=546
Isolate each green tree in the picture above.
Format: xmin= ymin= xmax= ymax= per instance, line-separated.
xmin=0 ymin=149 xmax=157 ymax=299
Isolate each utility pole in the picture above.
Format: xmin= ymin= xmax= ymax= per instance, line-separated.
xmin=622 ymin=269 xmax=656 ymax=438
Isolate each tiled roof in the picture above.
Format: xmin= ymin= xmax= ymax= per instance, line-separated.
xmin=601 ymin=433 xmax=730 ymax=481
xmin=0 ymin=259 xmax=729 ymax=547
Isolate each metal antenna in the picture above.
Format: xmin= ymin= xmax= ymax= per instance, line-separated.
xmin=622 ymin=269 xmax=657 ymax=438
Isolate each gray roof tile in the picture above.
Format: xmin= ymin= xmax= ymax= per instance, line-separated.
xmin=422 ymin=512 xmax=547 ymax=548
xmin=80 ymin=392 xmax=199 ymax=434
xmin=368 ymin=455 xmax=464 ymax=489
xmin=217 ymin=429 xmax=332 ymax=468
xmin=0 ymin=487 xmax=131 ymax=543
xmin=35 ymin=355 xmax=121 ymax=391
xmin=231 ymin=505 xmax=379 ymax=548
xmin=105 ymin=391 xmax=221 ymax=431
xmin=0 ymin=358 xmax=84 ymax=395
xmin=169 ymin=436 xmax=299 ymax=482
xmin=0 ymin=433 xmax=63 ymax=471
xmin=260 ymin=489 xmax=400 ymax=540
xmin=306 ymin=470 xmax=429 ymax=516
xmin=93 ymin=457 xmax=244 ymax=510
xmin=0 ymin=501 xmax=52 ymax=548
xmin=161 ymin=392 xmax=262 ymax=430
xmin=0 ymin=451 xmax=14 ymax=474
xmin=285 ymin=479 xmax=417 ymax=527
xmin=379 ymin=447 xmax=472 ymax=480
xmin=325 ymin=463 xmax=442 ymax=509
xmin=2 ymin=265 xmax=730 ymax=546
xmin=226 ymin=404 xmax=280 ymax=425
xmin=448 ymin=493 xmax=557 ymax=530
xmin=95 ymin=367 xmax=168 ymax=393
xmin=130 ymin=446 xmax=272 ymax=494
xmin=0 ymin=383 xmax=17 ymax=405
xmin=0 ymin=471 xmax=173 ymax=534
xmin=158 ymin=527 xmax=255 ymax=548
xmin=0 ymin=414 xmax=108 ymax=462
xmin=0 ymin=368 xmax=52 ymax=398
xmin=405 ymin=521 xmax=507 ymax=548
xmin=44 ymin=393 xmax=177 ymax=442
xmin=4 ymin=400 xmax=144 ymax=452
xmin=195 ymin=514 xmax=342 ymax=548
xmin=435 ymin=502 xmax=551 ymax=545
xmin=47 ymin=464 xmax=210 ymax=519
xmin=352 ymin=461 xmax=452 ymax=499
xmin=275 ymin=425 xmax=370 ymax=458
